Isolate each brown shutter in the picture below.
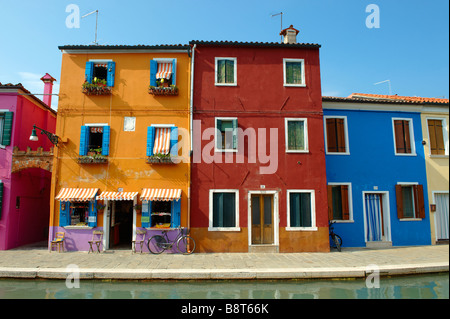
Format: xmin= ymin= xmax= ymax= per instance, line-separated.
xmin=414 ymin=185 xmax=425 ymax=219
xmin=336 ymin=118 xmax=346 ymax=152
xmin=403 ymin=121 xmax=412 ymax=153
xmin=396 ymin=185 xmax=404 ymax=219
xmin=435 ymin=121 xmax=446 ymax=155
xmin=428 ymin=120 xmax=438 ymax=155
xmin=326 ymin=119 xmax=337 ymax=152
xmin=327 ymin=185 xmax=333 ymax=220
xmin=394 ymin=120 xmax=405 ymax=153
xmin=341 ymin=185 xmax=350 ymax=220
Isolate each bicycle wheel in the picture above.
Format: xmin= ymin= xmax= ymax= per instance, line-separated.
xmin=332 ymin=234 xmax=342 ymax=252
xmin=177 ymin=236 xmax=196 ymax=255
xmin=147 ymin=235 xmax=167 ymax=254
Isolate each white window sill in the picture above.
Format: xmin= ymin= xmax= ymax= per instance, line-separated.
xmin=326 ymin=151 xmax=350 ymax=156
xmin=286 ymin=227 xmax=318 ymax=231
xmin=215 ymin=148 xmax=238 ymax=153
xmin=399 ymin=218 xmax=422 ymax=221
xmin=208 ymin=227 xmax=241 ymax=232
xmin=286 ymin=150 xmax=309 ymax=154
xmin=284 ymin=83 xmax=306 ymax=87
xmin=428 ymin=154 xmax=449 ymax=159
xmin=215 ymin=83 xmax=237 ymax=87
xmin=394 ymin=153 xmax=417 ymax=157
xmin=330 ymin=220 xmax=354 ymax=223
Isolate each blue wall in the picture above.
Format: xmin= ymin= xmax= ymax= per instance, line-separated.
xmin=324 ymin=108 xmax=431 ymax=247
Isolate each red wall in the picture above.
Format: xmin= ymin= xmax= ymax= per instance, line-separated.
xmin=191 ymin=44 xmax=329 ymax=252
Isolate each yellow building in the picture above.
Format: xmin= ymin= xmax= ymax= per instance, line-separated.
xmin=421 ymin=102 xmax=449 ymax=244
xmin=50 ymin=45 xmax=191 ymax=252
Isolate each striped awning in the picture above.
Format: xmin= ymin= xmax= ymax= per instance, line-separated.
xmin=141 ymin=189 xmax=182 ymax=202
xmin=94 ymin=63 xmax=107 ymax=68
xmin=153 ymin=128 xmax=171 ymax=155
xmin=96 ymin=191 xmax=139 ymax=201
xmin=155 ymin=62 xmax=172 ymax=80
xmin=55 ymin=188 xmax=99 ymax=202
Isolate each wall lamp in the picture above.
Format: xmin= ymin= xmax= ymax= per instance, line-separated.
xmin=29 ymin=125 xmax=59 ymax=146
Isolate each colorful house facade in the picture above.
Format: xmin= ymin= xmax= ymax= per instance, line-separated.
xmin=50 ymin=45 xmax=191 ymax=251
xmin=0 ymin=79 xmax=57 ymax=250
xmin=322 ymin=94 xmax=448 ymax=248
xmin=189 ymin=27 xmax=330 ymax=253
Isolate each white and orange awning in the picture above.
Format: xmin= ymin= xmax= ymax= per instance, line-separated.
xmin=155 ymin=62 xmax=173 ymax=80
xmin=141 ymin=189 xmax=182 ymax=202
xmin=55 ymin=188 xmax=99 ymax=202
xmin=153 ymin=128 xmax=171 ymax=155
xmin=96 ymin=191 xmax=139 ymax=201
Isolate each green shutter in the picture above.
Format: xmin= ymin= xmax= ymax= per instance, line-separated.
xmin=2 ymin=112 xmax=13 ymax=146
xmin=232 ymin=119 xmax=238 ymax=150
xmin=213 ymin=192 xmax=236 ymax=228
xmin=288 ymin=121 xmax=304 ymax=151
xmin=217 ymin=60 xmax=225 ymax=83
xmin=225 ymin=60 xmax=234 ymax=84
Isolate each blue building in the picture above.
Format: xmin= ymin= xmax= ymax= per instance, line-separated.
xmin=322 ymin=94 xmax=432 ymax=247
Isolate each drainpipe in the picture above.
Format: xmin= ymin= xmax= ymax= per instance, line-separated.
xmin=188 ymin=44 xmax=196 ymax=231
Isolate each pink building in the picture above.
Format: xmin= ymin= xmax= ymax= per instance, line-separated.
xmin=0 ymin=75 xmax=57 ymax=250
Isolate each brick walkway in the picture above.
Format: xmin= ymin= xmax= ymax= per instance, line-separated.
xmin=0 ymin=244 xmax=447 ymax=280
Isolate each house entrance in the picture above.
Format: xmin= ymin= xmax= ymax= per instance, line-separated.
xmin=364 ymin=192 xmax=391 ymax=246
xmin=109 ymin=201 xmax=133 ymax=249
xmin=251 ymin=194 xmax=274 ymax=245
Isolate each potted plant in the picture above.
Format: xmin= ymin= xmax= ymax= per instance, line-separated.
xmin=82 ymin=77 xmax=111 ymax=95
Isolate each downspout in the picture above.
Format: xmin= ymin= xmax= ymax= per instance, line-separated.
xmin=188 ymin=44 xmax=196 ymax=231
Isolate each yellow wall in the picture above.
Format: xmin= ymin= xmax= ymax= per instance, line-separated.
xmin=420 ymin=110 xmax=449 ymax=243
xmin=51 ymin=50 xmax=191 ymax=229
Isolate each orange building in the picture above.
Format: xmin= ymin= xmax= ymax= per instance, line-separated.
xmin=50 ymin=45 xmax=191 ymax=251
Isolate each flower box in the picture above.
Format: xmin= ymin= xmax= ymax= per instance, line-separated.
xmin=148 ymin=86 xmax=179 ymax=96
xmin=77 ymin=156 xmax=108 ymax=164
xmin=82 ymin=85 xmax=112 ymax=96
xmin=146 ymin=156 xmax=175 ymax=164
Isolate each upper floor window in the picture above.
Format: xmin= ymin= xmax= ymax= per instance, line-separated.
xmin=79 ymin=124 xmax=110 ymax=158
xmin=0 ymin=111 xmax=13 ymax=146
xmin=283 ymin=59 xmax=305 ymax=87
xmin=85 ymin=60 xmax=115 ymax=87
xmin=215 ymin=118 xmax=238 ymax=152
xmin=427 ymin=118 xmax=448 ymax=156
xmin=324 ymin=116 xmax=349 ymax=154
xmin=146 ymin=125 xmax=179 ymax=164
xmin=285 ymin=118 xmax=308 ymax=153
xmin=215 ymin=57 xmax=237 ymax=86
xmin=150 ymin=59 xmax=177 ymax=87
xmin=392 ymin=118 xmax=416 ymax=156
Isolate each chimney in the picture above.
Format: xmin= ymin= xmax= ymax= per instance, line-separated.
xmin=40 ymin=73 xmax=56 ymax=107
xmin=280 ymin=25 xmax=300 ymax=44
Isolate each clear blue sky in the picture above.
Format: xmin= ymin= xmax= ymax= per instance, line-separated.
xmin=0 ymin=0 xmax=448 ymax=109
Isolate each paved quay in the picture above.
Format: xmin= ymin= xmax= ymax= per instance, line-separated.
xmin=0 ymin=244 xmax=448 ymax=280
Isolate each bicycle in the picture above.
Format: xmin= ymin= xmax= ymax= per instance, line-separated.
xmin=147 ymin=228 xmax=196 ymax=255
xmin=329 ymin=221 xmax=342 ymax=252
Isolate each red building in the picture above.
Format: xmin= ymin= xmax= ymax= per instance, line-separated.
xmin=189 ymin=26 xmax=329 ymax=253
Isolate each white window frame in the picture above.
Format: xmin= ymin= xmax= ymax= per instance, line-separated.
xmin=286 ymin=190 xmax=317 ymax=231
xmin=215 ymin=57 xmax=237 ymax=86
xmin=323 ymin=115 xmax=350 ymax=155
xmin=392 ymin=117 xmax=416 ymax=156
xmin=208 ymin=189 xmax=240 ymax=231
xmin=283 ymin=58 xmax=306 ymax=87
xmin=285 ymin=118 xmax=309 ymax=153
xmin=426 ymin=117 xmax=449 ymax=157
xmin=328 ymin=182 xmax=354 ymax=223
xmin=215 ymin=117 xmax=238 ymax=153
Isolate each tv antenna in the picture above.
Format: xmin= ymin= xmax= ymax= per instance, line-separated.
xmin=82 ymin=10 xmax=99 ymax=45
xmin=271 ymin=12 xmax=283 ymax=42
xmin=374 ymin=79 xmax=392 ymax=95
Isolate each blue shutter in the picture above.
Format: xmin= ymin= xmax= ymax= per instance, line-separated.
xmin=171 ymin=199 xmax=181 ymax=228
xmin=88 ymin=200 xmax=97 ymax=227
xmin=141 ymin=201 xmax=150 ymax=228
xmin=147 ymin=126 xmax=155 ymax=156
xmin=85 ymin=62 xmax=94 ymax=83
xmin=102 ymin=126 xmax=110 ymax=156
xmin=172 ymin=59 xmax=177 ymax=86
xmin=170 ymin=126 xmax=178 ymax=157
xmin=150 ymin=60 xmax=158 ymax=87
xmin=107 ymin=62 xmax=116 ymax=87
xmin=79 ymin=126 xmax=89 ymax=156
xmin=59 ymin=201 xmax=70 ymax=227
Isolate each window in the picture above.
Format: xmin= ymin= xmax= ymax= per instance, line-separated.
xmin=85 ymin=60 xmax=115 ymax=87
xmin=146 ymin=125 xmax=178 ymax=157
xmin=283 ymin=59 xmax=305 ymax=87
xmin=392 ymin=118 xmax=416 ymax=155
xmin=140 ymin=189 xmax=182 ymax=228
xmin=215 ymin=118 xmax=238 ymax=152
xmin=150 ymin=59 xmax=177 ymax=87
xmin=209 ymin=190 xmax=239 ymax=231
xmin=395 ymin=184 xmax=425 ymax=220
xmin=285 ymin=118 xmax=308 ymax=153
xmin=287 ymin=190 xmax=316 ymax=230
xmin=79 ymin=124 xmax=111 ymax=156
xmin=123 ymin=117 xmax=136 ymax=132
xmin=325 ymin=116 xmax=349 ymax=154
xmin=327 ymin=184 xmax=351 ymax=221
xmin=215 ymin=58 xmax=237 ymax=86
xmin=0 ymin=111 xmax=13 ymax=146
xmin=427 ymin=118 xmax=448 ymax=156
xmin=59 ymin=200 xmax=98 ymax=227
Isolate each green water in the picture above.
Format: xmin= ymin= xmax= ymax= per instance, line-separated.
xmin=0 ymin=273 xmax=448 ymax=299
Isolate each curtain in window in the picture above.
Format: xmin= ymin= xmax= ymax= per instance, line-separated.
xmin=435 ymin=193 xmax=449 ymax=240
xmin=290 ymin=193 xmax=311 ymax=227
xmin=288 ymin=121 xmax=304 ymax=151
xmin=402 ymin=186 xmax=415 ymax=218
xmin=365 ymin=194 xmax=382 ymax=242
xmin=213 ymin=192 xmax=236 ymax=227
xmin=285 ymin=62 xmax=302 ymax=84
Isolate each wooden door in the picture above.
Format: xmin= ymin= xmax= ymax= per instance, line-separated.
xmin=251 ymin=194 xmax=274 ymax=245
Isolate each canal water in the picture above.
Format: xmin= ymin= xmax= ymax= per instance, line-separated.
xmin=0 ymin=273 xmax=448 ymax=299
